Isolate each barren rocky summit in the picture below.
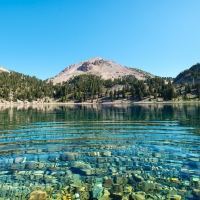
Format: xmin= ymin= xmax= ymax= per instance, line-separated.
xmin=52 ymin=57 xmax=155 ymax=84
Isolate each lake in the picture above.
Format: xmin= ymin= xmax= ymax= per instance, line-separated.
xmin=0 ymin=103 xmax=200 ymax=200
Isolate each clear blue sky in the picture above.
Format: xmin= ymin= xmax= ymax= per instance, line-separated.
xmin=0 ymin=0 xmax=200 ymax=80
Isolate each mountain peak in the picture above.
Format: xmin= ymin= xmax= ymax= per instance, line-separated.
xmin=86 ymin=57 xmax=103 ymax=62
xmin=52 ymin=58 xmax=154 ymax=84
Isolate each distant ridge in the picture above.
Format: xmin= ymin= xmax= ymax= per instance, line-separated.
xmin=51 ymin=57 xmax=155 ymax=84
xmin=173 ymin=63 xmax=200 ymax=84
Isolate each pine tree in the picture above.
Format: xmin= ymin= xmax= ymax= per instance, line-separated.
xmin=110 ymin=91 xmax=114 ymax=102
xmin=122 ymin=86 xmax=126 ymax=98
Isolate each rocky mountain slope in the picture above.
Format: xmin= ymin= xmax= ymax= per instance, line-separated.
xmin=0 ymin=66 xmax=9 ymax=73
xmin=51 ymin=57 xmax=155 ymax=84
xmin=173 ymin=63 xmax=200 ymax=84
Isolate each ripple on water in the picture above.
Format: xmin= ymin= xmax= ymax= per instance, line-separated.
xmin=0 ymin=120 xmax=199 ymax=199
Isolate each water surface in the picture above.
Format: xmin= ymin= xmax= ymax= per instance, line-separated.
xmin=0 ymin=104 xmax=200 ymax=199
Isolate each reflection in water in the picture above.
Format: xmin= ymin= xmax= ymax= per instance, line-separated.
xmin=0 ymin=104 xmax=199 ymax=199
xmin=0 ymin=103 xmax=200 ymax=130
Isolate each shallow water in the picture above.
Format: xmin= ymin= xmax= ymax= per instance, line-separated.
xmin=0 ymin=104 xmax=200 ymax=199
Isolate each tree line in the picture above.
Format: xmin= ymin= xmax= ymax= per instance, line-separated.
xmin=0 ymin=71 xmax=199 ymax=102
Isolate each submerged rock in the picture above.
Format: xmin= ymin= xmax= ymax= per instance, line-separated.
xmin=169 ymin=195 xmax=182 ymax=200
xmin=92 ymin=184 xmax=104 ymax=199
xmin=103 ymin=177 xmax=113 ymax=188
xmin=29 ymin=190 xmax=47 ymax=200
xmin=70 ymin=161 xmax=94 ymax=175
xmin=111 ymin=184 xmax=123 ymax=194
xmin=102 ymin=150 xmax=112 ymax=157
xmin=25 ymin=161 xmax=37 ymax=170
xmin=132 ymin=174 xmax=144 ymax=182
xmin=61 ymin=153 xmax=76 ymax=161
xmin=140 ymin=181 xmax=155 ymax=193
xmin=131 ymin=191 xmax=146 ymax=200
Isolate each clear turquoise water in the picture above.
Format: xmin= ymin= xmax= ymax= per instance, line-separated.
xmin=0 ymin=104 xmax=200 ymax=199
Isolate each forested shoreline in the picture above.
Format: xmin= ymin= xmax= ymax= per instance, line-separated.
xmin=0 ymin=71 xmax=200 ymax=103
